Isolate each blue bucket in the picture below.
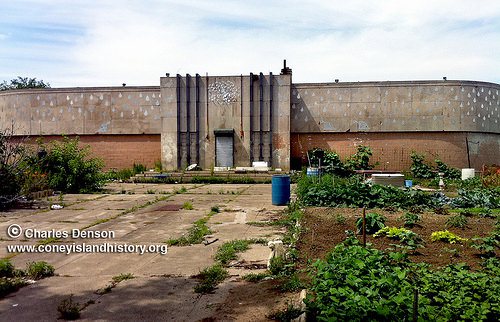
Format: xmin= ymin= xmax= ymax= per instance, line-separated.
xmin=272 ymin=175 xmax=291 ymax=206
xmin=405 ymin=180 xmax=413 ymax=188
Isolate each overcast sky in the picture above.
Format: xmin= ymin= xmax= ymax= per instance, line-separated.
xmin=1 ymin=0 xmax=499 ymax=87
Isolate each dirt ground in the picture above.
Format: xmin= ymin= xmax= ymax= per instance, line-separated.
xmin=297 ymin=207 xmax=498 ymax=270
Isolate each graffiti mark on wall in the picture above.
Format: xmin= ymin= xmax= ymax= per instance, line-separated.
xmin=208 ymin=81 xmax=238 ymax=104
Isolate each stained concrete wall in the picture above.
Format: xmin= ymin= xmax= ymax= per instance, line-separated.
xmin=0 ymin=87 xmax=161 ymax=136
xmin=160 ymin=74 xmax=291 ymax=170
xmin=291 ymin=132 xmax=499 ymax=171
xmin=291 ymin=81 xmax=500 ymax=134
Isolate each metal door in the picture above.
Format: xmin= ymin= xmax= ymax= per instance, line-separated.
xmin=216 ymin=136 xmax=233 ymax=167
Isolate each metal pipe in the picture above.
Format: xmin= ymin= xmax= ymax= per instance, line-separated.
xmin=259 ymin=72 xmax=264 ymax=161
xmin=186 ymin=74 xmax=191 ymax=166
xmin=269 ymin=72 xmax=273 ymax=166
xmin=195 ymin=73 xmax=200 ymax=165
xmin=176 ymin=74 xmax=182 ymax=169
xmin=249 ymin=73 xmax=254 ymax=163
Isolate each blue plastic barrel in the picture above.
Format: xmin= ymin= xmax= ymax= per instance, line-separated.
xmin=405 ymin=180 xmax=413 ymax=188
xmin=306 ymin=167 xmax=319 ymax=177
xmin=272 ymin=175 xmax=291 ymax=206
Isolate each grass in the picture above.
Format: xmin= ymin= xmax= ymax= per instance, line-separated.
xmin=242 ymin=273 xmax=269 ymax=282
xmin=215 ymin=240 xmax=252 ymax=265
xmin=166 ymin=218 xmax=211 ymax=246
xmin=193 ymin=264 xmax=229 ymax=294
xmin=112 ymin=273 xmax=135 ymax=283
xmin=268 ymin=302 xmax=304 ymax=321
xmin=182 ymin=201 xmax=194 ymax=210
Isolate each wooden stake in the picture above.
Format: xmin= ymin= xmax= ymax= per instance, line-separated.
xmin=362 ymin=207 xmax=366 ymax=247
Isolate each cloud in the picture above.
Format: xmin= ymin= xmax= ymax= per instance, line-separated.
xmin=1 ymin=0 xmax=499 ymax=86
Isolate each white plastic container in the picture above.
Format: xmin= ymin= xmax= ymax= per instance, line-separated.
xmin=461 ymin=168 xmax=475 ymax=180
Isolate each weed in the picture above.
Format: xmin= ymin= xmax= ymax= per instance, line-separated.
xmin=0 ymin=277 xmax=27 ymax=297
xmin=26 ymin=261 xmax=54 ymax=280
xmin=57 ymin=294 xmax=81 ymax=320
xmin=242 ymin=273 xmax=269 ymax=282
xmin=277 ymin=273 xmax=304 ymax=293
xmin=210 ymin=205 xmax=220 ymax=213
xmin=0 ymin=259 xmax=15 ymax=278
xmin=182 ymin=201 xmax=194 ymax=210
xmin=146 ymin=189 xmax=156 ymax=194
xmin=335 ymin=214 xmax=346 ymax=225
xmin=167 ymin=218 xmax=211 ymax=246
xmin=112 ymin=273 xmax=135 ymax=283
xmin=446 ymin=214 xmax=468 ymax=229
xmin=193 ymin=264 xmax=229 ymax=294
xmin=215 ymin=240 xmax=252 ymax=265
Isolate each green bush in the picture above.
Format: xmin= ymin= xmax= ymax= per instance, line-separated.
xmin=356 ymin=212 xmax=386 ymax=234
xmin=35 ymin=137 xmax=104 ymax=193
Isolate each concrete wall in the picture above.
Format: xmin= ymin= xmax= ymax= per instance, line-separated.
xmin=291 ymin=132 xmax=499 ymax=171
xmin=160 ymin=73 xmax=291 ymax=170
xmin=291 ymin=81 xmax=500 ymax=133
xmin=0 ymin=87 xmax=161 ymax=136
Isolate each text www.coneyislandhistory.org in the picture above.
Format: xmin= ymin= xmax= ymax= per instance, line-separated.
xmin=7 ymin=243 xmax=167 ymax=255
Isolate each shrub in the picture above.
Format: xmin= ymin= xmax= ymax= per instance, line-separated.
xmin=356 ymin=212 xmax=386 ymax=234
xmin=345 ymin=145 xmax=374 ymax=171
xmin=431 ymin=230 xmax=467 ymax=244
xmin=35 ymin=136 xmax=104 ymax=193
xmin=26 ymin=261 xmax=54 ymax=280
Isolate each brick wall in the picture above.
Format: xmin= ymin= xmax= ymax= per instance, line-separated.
xmin=18 ymin=134 xmax=161 ymax=170
xmin=290 ymin=132 xmax=498 ymax=171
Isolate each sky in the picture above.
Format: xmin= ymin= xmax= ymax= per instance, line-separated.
xmin=0 ymin=0 xmax=499 ymax=87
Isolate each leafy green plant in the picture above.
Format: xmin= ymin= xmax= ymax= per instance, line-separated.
xmin=431 ymin=230 xmax=468 ymax=244
xmin=210 ymin=205 xmax=220 ymax=213
xmin=345 ymin=145 xmax=374 ymax=171
xmin=451 ymin=188 xmax=500 ymax=209
xmin=57 ymin=294 xmax=80 ymax=320
xmin=374 ymin=226 xmax=423 ymax=250
xmin=193 ymin=264 xmax=229 ymax=294
xmin=445 ymin=214 xmax=468 ymax=229
xmin=26 ymin=261 xmax=54 ymax=280
xmin=399 ymin=212 xmax=421 ymax=228
xmin=356 ymin=212 xmax=386 ymax=234
xmin=435 ymin=159 xmax=461 ymax=179
xmin=215 ymin=240 xmax=252 ymax=265
xmin=132 ymin=163 xmax=146 ymax=174
xmin=34 ymin=136 xmax=104 ymax=193
xmin=410 ymin=152 xmax=434 ymax=179
xmin=472 ymin=231 xmax=500 ymax=258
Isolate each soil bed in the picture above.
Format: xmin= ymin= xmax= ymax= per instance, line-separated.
xmin=297 ymin=207 xmax=498 ymax=270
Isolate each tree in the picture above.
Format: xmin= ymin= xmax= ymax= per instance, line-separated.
xmin=0 ymin=77 xmax=50 ymax=91
xmin=0 ymin=127 xmax=29 ymax=209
